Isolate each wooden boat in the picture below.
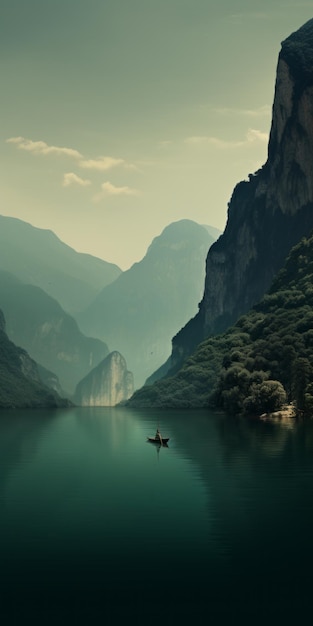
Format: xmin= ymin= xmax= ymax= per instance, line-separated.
xmin=147 ymin=435 xmax=169 ymax=446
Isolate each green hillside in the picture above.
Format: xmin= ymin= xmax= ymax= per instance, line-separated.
xmin=0 ymin=271 xmax=109 ymax=395
xmin=128 ymin=232 xmax=313 ymax=417
xmin=0 ymin=311 xmax=69 ymax=408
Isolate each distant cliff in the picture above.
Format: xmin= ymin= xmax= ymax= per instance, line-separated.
xmin=74 ymin=351 xmax=133 ymax=406
xmin=169 ymin=18 xmax=313 ymax=372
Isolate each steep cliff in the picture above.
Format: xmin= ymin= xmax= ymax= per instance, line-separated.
xmin=128 ymin=230 xmax=313 ymax=412
xmin=170 ymin=18 xmax=313 ymax=371
xmin=74 ymin=351 xmax=134 ymax=407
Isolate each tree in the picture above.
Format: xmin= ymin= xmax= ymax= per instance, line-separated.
xmin=243 ymin=380 xmax=287 ymax=415
xmin=292 ymin=358 xmax=312 ymax=410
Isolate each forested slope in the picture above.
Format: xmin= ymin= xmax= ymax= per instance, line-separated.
xmin=128 ymin=232 xmax=313 ymax=416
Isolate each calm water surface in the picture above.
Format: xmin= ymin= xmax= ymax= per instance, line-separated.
xmin=0 ymin=407 xmax=313 ymax=624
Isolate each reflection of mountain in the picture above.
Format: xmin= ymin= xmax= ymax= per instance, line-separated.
xmin=152 ymin=409 xmax=313 ymax=614
xmin=0 ymin=214 xmax=121 ymax=313
xmin=1 ymin=406 xmax=313 ymax=622
xmin=0 ymin=412 xmax=54 ymax=497
xmin=78 ymin=220 xmax=215 ymax=387
xmin=0 ymin=410 xmax=75 ymax=539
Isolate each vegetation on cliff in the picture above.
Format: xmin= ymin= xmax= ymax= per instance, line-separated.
xmin=168 ymin=18 xmax=313 ymax=376
xmin=128 ymin=232 xmax=313 ymax=417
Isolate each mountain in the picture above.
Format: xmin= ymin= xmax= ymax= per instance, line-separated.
xmin=78 ymin=220 xmax=216 ymax=388
xmin=201 ymin=225 xmax=222 ymax=240
xmin=0 ymin=310 xmax=69 ymax=408
xmin=166 ymin=18 xmax=313 ymax=374
xmin=127 ymin=230 xmax=313 ymax=414
xmin=0 ymin=215 xmax=121 ymax=314
xmin=0 ymin=271 xmax=109 ymax=395
xmin=74 ymin=351 xmax=134 ymax=406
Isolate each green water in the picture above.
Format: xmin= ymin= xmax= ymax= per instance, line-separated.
xmin=0 ymin=407 xmax=313 ymax=624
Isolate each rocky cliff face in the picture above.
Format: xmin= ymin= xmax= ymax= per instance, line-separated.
xmin=74 ymin=351 xmax=134 ymax=406
xmin=170 ymin=18 xmax=313 ymax=371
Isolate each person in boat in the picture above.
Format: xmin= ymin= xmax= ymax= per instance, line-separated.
xmin=155 ymin=428 xmax=161 ymax=441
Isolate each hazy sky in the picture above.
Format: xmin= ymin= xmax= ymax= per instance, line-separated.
xmin=2 ymin=1 xmax=313 ymax=269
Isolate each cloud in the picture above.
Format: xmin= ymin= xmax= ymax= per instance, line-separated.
xmin=62 ymin=172 xmax=91 ymax=188
xmin=6 ymin=136 xmax=82 ymax=159
xmin=6 ymin=136 xmax=137 ymax=174
xmin=93 ymin=181 xmax=140 ymax=202
xmin=184 ymin=128 xmax=269 ymax=148
xmin=185 ymin=136 xmax=236 ymax=147
xmin=79 ymin=156 xmax=125 ymax=171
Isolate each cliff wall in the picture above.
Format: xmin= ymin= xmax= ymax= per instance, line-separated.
xmin=170 ymin=18 xmax=313 ymax=371
xmin=74 ymin=351 xmax=134 ymax=407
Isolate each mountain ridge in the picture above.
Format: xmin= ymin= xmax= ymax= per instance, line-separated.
xmin=78 ymin=219 xmax=216 ymax=387
xmin=0 ymin=214 xmax=122 ymax=314
xmin=0 ymin=309 xmax=69 ymax=409
xmin=0 ymin=270 xmax=109 ymax=395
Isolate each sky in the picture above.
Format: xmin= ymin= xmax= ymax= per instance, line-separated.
xmin=1 ymin=1 xmax=313 ymax=269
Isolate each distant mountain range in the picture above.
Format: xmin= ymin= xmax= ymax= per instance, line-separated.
xmin=0 ymin=214 xmax=221 ymax=404
xmin=78 ymin=219 xmax=217 ymax=388
xmin=0 ymin=215 xmax=121 ymax=314
xmin=0 ymin=309 xmax=69 ymax=409
xmin=0 ymin=270 xmax=109 ymax=395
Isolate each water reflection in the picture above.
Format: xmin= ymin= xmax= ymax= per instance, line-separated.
xmin=1 ymin=407 xmax=313 ymax=624
xmin=0 ymin=409 xmax=62 ymax=499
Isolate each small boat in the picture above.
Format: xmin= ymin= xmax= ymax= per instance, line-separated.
xmin=147 ymin=436 xmax=169 ymax=446
xmin=147 ymin=428 xmax=169 ymax=446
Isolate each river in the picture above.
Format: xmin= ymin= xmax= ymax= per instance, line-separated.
xmin=0 ymin=407 xmax=312 ymax=625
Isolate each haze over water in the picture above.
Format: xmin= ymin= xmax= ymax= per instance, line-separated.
xmin=0 ymin=407 xmax=312 ymax=624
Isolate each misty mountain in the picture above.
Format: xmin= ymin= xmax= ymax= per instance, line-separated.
xmin=201 ymin=224 xmax=222 ymax=240
xmin=0 ymin=271 xmax=109 ymax=395
xmin=0 ymin=309 xmax=69 ymax=408
xmin=74 ymin=351 xmax=134 ymax=407
xmin=0 ymin=215 xmax=121 ymax=314
xmin=78 ymin=220 xmax=216 ymax=388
